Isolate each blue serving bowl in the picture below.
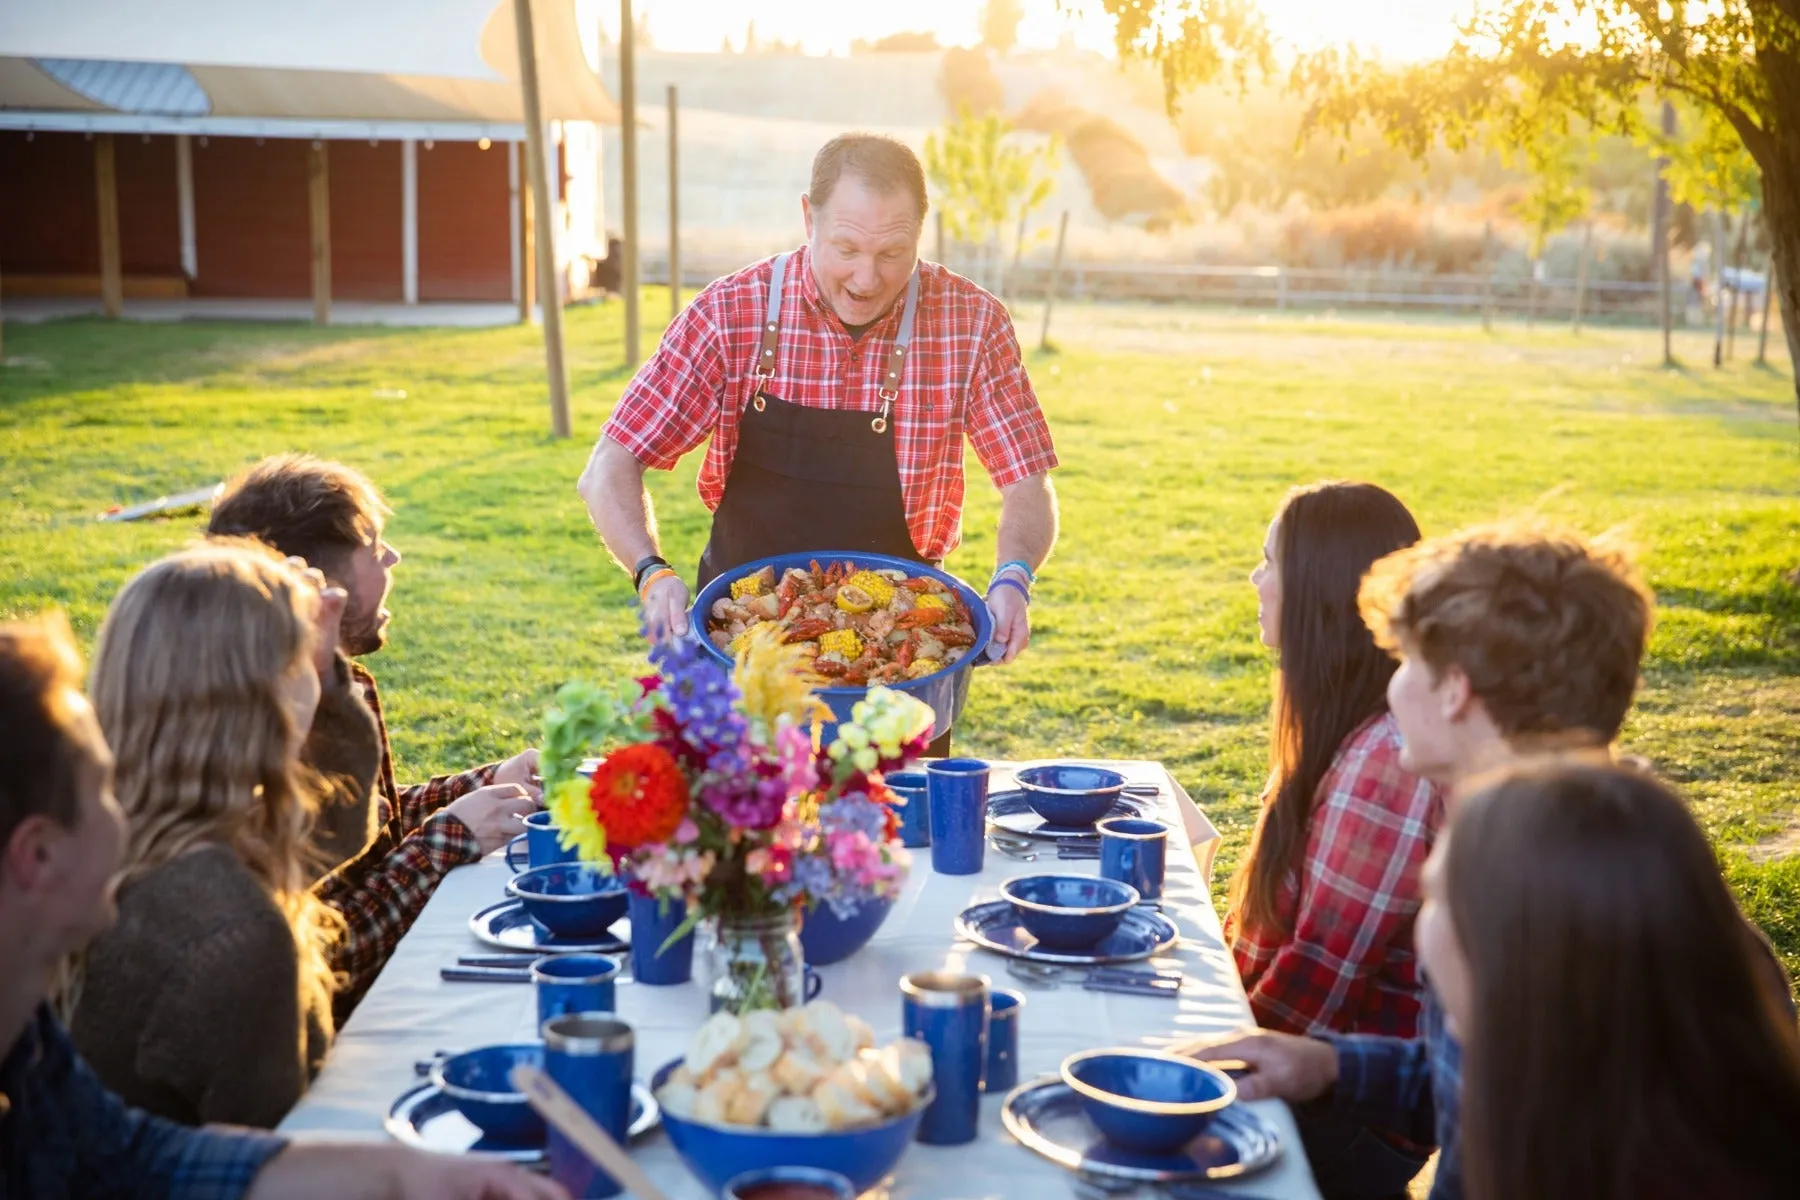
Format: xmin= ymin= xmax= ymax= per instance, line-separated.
xmin=505 ymin=864 xmax=629 ymax=939
xmin=652 ymin=1058 xmax=929 ymax=1195
xmin=429 ymin=1043 xmax=546 ymax=1144
xmin=798 ymin=893 xmax=896 ymax=966
xmin=1060 ymin=1050 xmax=1237 ymax=1154
xmin=691 ymin=551 xmax=992 ymax=744
xmin=1015 ymin=764 xmax=1128 ymax=827
xmin=999 ymin=873 xmax=1140 ymax=950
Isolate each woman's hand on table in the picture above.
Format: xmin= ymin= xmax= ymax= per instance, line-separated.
xmin=1181 ymin=1028 xmax=1339 ymax=1102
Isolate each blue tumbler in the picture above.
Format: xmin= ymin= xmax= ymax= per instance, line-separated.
xmin=506 ymin=810 xmax=578 ymax=872
xmin=901 ymin=971 xmax=989 ymax=1145
xmin=925 ymin=758 xmax=989 ymax=875
xmin=1098 ymin=817 xmax=1172 ymax=902
xmin=626 ymin=890 xmax=694 ymax=986
xmin=531 ymin=954 xmax=618 ymax=1032
xmin=883 ymin=770 xmax=931 ymax=848
xmin=982 ymin=988 xmax=1024 ymax=1093
xmin=542 ymin=1014 xmax=634 ymax=1199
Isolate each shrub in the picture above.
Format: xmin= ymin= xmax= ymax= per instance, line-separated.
xmin=940 ymin=46 xmax=1004 ymax=117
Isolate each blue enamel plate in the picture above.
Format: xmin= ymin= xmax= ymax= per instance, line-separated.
xmin=469 ymin=899 xmax=630 ymax=955
xmin=988 ymin=788 xmax=1156 ymax=842
xmin=955 ymin=900 xmax=1179 ymax=965
xmin=385 ymin=1080 xmax=659 ymax=1163
xmin=1001 ymin=1075 xmax=1281 ymax=1183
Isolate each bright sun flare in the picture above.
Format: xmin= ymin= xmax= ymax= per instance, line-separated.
xmin=616 ymin=0 xmax=1477 ymax=64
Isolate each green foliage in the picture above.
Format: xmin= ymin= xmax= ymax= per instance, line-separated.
xmin=923 ymin=110 xmax=1059 ymax=256
xmin=1073 ymin=0 xmax=1273 ymax=112
xmin=1653 ymin=100 xmax=1763 ymax=215
xmin=1508 ymin=121 xmax=1594 ymax=259
xmin=981 ymin=0 xmax=1026 ymax=55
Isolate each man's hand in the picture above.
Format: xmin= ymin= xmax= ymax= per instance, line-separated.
xmin=984 ymin=584 xmax=1030 ymax=665
xmin=247 ymin=1144 xmax=568 ymax=1200
xmin=641 ymin=572 xmax=691 ymax=643
xmin=492 ymin=748 xmax=542 ymax=791
xmin=285 ymin=557 xmax=348 ymax=679
xmin=1182 ymin=1029 xmax=1339 ymax=1103
xmin=443 ymin=784 xmax=540 ymax=855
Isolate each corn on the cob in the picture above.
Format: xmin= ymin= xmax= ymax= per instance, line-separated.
xmin=914 ymin=593 xmax=951 ymax=612
xmin=844 ymin=570 xmax=896 ymax=607
xmin=818 ymin=629 xmax=862 ymax=659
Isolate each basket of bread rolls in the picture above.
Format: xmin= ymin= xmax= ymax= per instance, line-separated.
xmin=651 ymin=1000 xmax=935 ymax=1195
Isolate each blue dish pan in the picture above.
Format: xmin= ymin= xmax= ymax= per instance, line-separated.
xmin=690 ymin=550 xmax=993 ymax=742
xmin=1000 ymin=1075 xmax=1281 ymax=1183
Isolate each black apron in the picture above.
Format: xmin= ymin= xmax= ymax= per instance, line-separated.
xmin=696 ymin=251 xmax=927 ymax=590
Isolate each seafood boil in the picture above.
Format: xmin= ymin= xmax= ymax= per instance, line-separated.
xmin=705 ymin=560 xmax=982 ymax=686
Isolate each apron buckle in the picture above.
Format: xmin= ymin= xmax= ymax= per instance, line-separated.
xmin=753 ymin=393 xmax=767 ymax=413
xmin=872 ymin=389 xmax=896 ymax=434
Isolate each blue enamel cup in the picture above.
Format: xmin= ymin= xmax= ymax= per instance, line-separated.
xmin=505 ymin=810 xmax=577 ymax=872
xmin=1098 ymin=817 xmax=1172 ymax=902
xmin=626 ymin=889 xmax=694 ymax=986
xmin=983 ymin=988 xmax=1024 ymax=1093
xmin=884 ymin=770 xmax=931 ymax=848
xmin=926 ymin=758 xmax=989 ymax=875
xmin=901 ymin=971 xmax=988 ymax=1145
xmin=531 ymin=954 xmax=619 ymax=1031
xmin=543 ymin=1014 xmax=635 ymax=1199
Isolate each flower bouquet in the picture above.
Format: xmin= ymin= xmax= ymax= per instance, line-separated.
xmin=539 ymin=627 xmax=934 ymax=1012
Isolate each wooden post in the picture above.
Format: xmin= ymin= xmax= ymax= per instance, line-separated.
xmin=515 ymin=0 xmax=572 ymax=437
xmin=1038 ymin=210 xmax=1069 ymax=352
xmin=1571 ymin=221 xmax=1592 ymax=333
xmin=667 ymin=83 xmax=680 ymax=323
xmin=516 ymin=143 xmax=534 ymax=323
xmin=1479 ymin=222 xmax=1495 ymax=332
xmin=95 ymin=134 xmax=123 ymax=318
xmin=935 ymin=209 xmax=944 ymax=265
xmin=1712 ymin=210 xmax=1728 ymax=368
xmin=1656 ymin=100 xmax=1676 ymax=366
xmin=619 ymin=0 xmax=641 ymax=368
xmin=307 ymin=140 xmax=331 ymax=326
xmin=1756 ymin=252 xmax=1776 ymax=365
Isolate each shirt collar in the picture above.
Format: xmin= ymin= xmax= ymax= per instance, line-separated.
xmin=0 ymin=1005 xmax=52 ymax=1123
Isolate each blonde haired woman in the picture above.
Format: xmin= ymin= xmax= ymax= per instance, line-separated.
xmin=70 ymin=539 xmax=373 ymax=1127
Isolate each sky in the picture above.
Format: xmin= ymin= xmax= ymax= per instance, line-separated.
xmin=602 ymin=0 xmax=1480 ymax=64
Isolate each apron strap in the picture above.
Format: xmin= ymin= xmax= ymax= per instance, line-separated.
xmin=755 ymin=251 xmax=791 ymax=381
xmin=872 ymin=268 xmax=922 ymax=433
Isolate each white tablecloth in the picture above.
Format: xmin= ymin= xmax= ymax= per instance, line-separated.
xmin=281 ymin=760 xmax=1320 ymax=1199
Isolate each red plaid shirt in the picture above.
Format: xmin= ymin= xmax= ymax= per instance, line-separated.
xmin=315 ymin=663 xmax=492 ymax=1020
xmin=602 ymin=247 xmax=1059 ymax=562
xmin=1228 ymin=713 xmax=1445 ymax=1039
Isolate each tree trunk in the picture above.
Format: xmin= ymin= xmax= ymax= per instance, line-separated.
xmin=1751 ymin=39 xmax=1800 ymax=422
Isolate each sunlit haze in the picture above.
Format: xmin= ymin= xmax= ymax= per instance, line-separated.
xmin=604 ymin=0 xmax=1477 ymax=64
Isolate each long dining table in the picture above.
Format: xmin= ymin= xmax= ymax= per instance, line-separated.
xmin=280 ymin=760 xmax=1323 ymax=1199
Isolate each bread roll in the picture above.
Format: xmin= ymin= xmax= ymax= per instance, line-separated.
xmin=693 ymin=1068 xmax=744 ymax=1125
xmin=813 ymin=1077 xmax=882 ymax=1130
xmin=765 ymin=1095 xmax=828 ymax=1133
xmin=892 ymin=1037 xmax=933 ymax=1096
xmin=688 ymin=1012 xmax=747 ymax=1080
xmin=739 ymin=1011 xmax=785 ymax=1073
xmin=802 ymin=1002 xmax=859 ymax=1065
xmin=770 ymin=1048 xmax=829 ymax=1096
xmin=656 ymin=1080 xmax=699 ymax=1121
xmin=846 ymin=1015 xmax=876 ymax=1053
xmin=860 ymin=1047 xmax=915 ymax=1115
xmin=725 ymin=1074 xmax=780 ymax=1126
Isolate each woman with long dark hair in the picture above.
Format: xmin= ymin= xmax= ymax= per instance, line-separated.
xmin=1228 ymin=481 xmax=1443 ymax=1039
xmin=1425 ymin=761 xmax=1800 ymax=1200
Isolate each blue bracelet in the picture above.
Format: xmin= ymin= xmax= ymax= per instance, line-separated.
xmin=988 ymin=576 xmax=1031 ymax=606
xmin=996 ymin=559 xmax=1037 ymax=584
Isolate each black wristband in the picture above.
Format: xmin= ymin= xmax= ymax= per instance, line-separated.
xmin=632 ymin=554 xmax=671 ymax=591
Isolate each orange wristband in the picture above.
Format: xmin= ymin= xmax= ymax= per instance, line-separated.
xmin=637 ymin=567 xmax=679 ymax=603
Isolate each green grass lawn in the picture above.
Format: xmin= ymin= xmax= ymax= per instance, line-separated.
xmin=3 ymin=297 xmax=1797 ymax=977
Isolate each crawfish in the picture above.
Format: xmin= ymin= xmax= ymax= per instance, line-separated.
xmin=936 ymin=626 xmax=977 ymax=648
xmin=899 ymin=577 xmax=939 ymax=593
xmin=812 ymin=658 xmax=849 ymax=678
xmin=894 ymin=607 xmax=947 ymax=630
xmin=782 ymin=618 xmax=832 ymax=644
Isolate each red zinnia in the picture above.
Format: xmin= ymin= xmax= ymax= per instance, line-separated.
xmin=587 ymin=742 xmax=690 ymax=850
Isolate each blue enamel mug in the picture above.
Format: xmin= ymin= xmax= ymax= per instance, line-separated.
xmin=505 ymin=810 xmax=577 ymax=872
xmin=532 ymin=954 xmax=619 ymax=1031
xmin=901 ymin=971 xmax=988 ymax=1145
xmin=925 ymin=758 xmax=989 ymax=875
xmin=543 ymin=1014 xmax=634 ymax=1199
xmin=1098 ymin=816 xmax=1172 ymax=902
xmin=883 ymin=770 xmax=931 ymax=848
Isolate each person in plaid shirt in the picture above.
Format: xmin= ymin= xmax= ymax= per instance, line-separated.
xmin=208 ymin=455 xmax=542 ymax=1020
xmin=1192 ymin=523 xmax=1657 ymax=1200
xmin=578 ymin=133 xmax=1059 ymax=685
xmin=1228 ymin=483 xmax=1444 ymax=1044
xmin=0 ymin=616 xmax=562 ymax=1200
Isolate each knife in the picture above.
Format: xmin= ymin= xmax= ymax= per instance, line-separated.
xmin=440 ymin=966 xmax=532 ymax=983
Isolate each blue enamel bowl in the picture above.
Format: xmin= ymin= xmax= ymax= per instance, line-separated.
xmin=798 ymin=893 xmax=896 ymax=966
xmin=1015 ymin=764 xmax=1128 ymax=827
xmin=1060 ymin=1050 xmax=1238 ymax=1154
xmin=429 ymin=1043 xmax=546 ymax=1144
xmin=505 ymin=864 xmax=629 ymax=939
xmin=691 ymin=551 xmax=993 ymax=744
xmin=1000 ymin=873 xmax=1140 ymax=950
xmin=652 ymin=1057 xmax=929 ymax=1195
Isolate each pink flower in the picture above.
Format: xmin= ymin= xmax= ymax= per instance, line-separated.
xmin=673 ymin=818 xmax=700 ymax=844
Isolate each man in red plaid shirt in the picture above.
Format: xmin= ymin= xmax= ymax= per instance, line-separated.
xmin=578 ymin=134 xmax=1059 ymax=675
xmin=209 ymin=456 xmax=542 ymax=1019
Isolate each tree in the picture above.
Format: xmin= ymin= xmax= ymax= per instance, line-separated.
xmin=1084 ymin=1 xmax=1800 ymax=420
xmin=1507 ymin=119 xmax=1594 ymax=326
xmin=982 ymin=0 xmax=1027 ymax=55
xmin=923 ymin=111 xmax=1060 ymax=295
